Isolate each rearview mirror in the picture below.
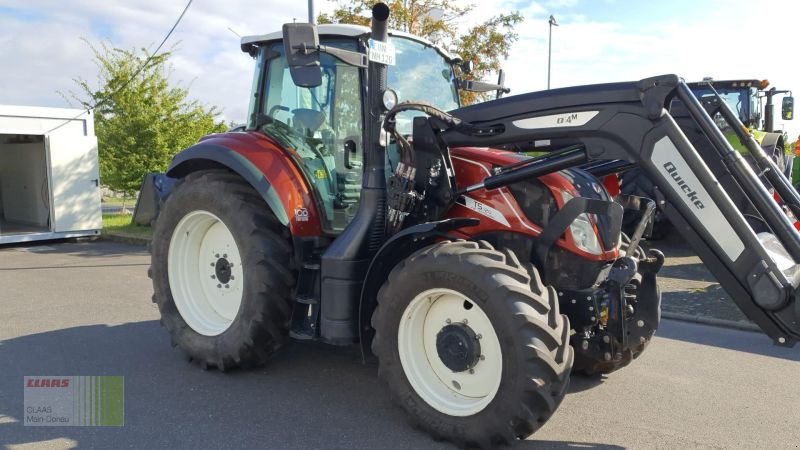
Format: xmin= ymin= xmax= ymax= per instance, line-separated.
xmin=282 ymin=23 xmax=322 ymax=88
xmin=782 ymin=96 xmax=794 ymax=120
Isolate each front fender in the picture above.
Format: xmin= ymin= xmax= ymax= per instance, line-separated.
xmin=167 ymin=132 xmax=323 ymax=236
xmin=358 ymin=218 xmax=479 ymax=359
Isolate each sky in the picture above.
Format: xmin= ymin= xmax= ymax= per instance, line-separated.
xmin=1 ymin=0 xmax=799 ymax=136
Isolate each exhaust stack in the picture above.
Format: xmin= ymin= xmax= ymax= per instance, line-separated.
xmin=319 ymin=3 xmax=392 ymax=344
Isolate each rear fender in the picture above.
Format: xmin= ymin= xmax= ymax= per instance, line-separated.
xmin=358 ymin=218 xmax=479 ymax=358
xmin=167 ymin=133 xmax=323 ymax=237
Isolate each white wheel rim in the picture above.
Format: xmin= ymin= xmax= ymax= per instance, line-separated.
xmin=168 ymin=210 xmax=244 ymax=336
xmin=398 ymin=288 xmax=502 ymax=417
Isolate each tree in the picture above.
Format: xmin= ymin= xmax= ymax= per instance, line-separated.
xmin=69 ymin=41 xmax=226 ymax=198
xmin=318 ymin=1 xmax=522 ymax=105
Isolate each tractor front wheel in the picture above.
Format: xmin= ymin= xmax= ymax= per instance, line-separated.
xmin=372 ymin=241 xmax=573 ymax=447
xmin=150 ymin=170 xmax=295 ymax=370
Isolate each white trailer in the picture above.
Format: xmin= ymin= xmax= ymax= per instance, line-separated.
xmin=0 ymin=105 xmax=101 ymax=244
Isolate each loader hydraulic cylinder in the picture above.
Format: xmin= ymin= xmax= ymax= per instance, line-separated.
xmin=711 ymin=96 xmax=800 ymax=218
xmin=675 ymin=83 xmax=800 ymax=263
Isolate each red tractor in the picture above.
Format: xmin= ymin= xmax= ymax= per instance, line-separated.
xmin=150 ymin=4 xmax=800 ymax=446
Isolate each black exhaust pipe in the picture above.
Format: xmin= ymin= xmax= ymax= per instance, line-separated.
xmin=319 ymin=3 xmax=391 ymax=344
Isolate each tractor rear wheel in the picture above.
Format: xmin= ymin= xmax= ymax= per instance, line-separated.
xmin=371 ymin=241 xmax=573 ymax=447
xmin=150 ymin=170 xmax=295 ymax=370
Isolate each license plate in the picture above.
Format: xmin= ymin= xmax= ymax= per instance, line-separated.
xmin=368 ymin=39 xmax=396 ymax=66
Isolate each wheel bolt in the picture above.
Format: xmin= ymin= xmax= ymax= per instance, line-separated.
xmin=602 ymin=335 xmax=610 ymax=343
xmin=225 ymin=284 xmax=230 ymax=289
xmin=637 ymin=320 xmax=645 ymax=328
xmin=230 ymin=275 xmax=235 ymax=280
xmin=476 ymin=334 xmax=482 ymax=340
xmin=604 ymin=352 xmax=612 ymax=361
xmin=462 ymin=319 xmax=468 ymax=324
xmin=469 ymin=369 xmax=474 ymax=374
xmin=217 ymin=284 xmax=222 ymax=288
xmin=581 ymin=340 xmax=589 ymax=350
xmin=210 ymin=262 xmax=215 ymax=267
xmin=445 ymin=318 xmax=451 ymax=324
xmin=571 ymin=299 xmax=576 ymax=304
xmin=211 ymin=275 xmax=216 ymax=279
xmin=215 ymin=254 xmax=220 ymax=258
xmin=480 ymin=355 xmax=485 ymax=361
xmin=223 ymin=253 xmax=228 ymax=258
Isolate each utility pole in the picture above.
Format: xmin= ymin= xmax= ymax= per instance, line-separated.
xmin=547 ymin=15 xmax=558 ymax=90
xmin=308 ymin=0 xmax=315 ymax=23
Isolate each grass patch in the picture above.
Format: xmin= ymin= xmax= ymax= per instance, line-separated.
xmin=102 ymin=214 xmax=152 ymax=237
xmin=101 ymin=196 xmax=133 ymax=207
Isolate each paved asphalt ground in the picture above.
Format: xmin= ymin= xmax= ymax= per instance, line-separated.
xmin=1 ymin=241 xmax=799 ymax=449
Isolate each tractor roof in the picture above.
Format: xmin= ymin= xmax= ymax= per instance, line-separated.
xmin=688 ymin=79 xmax=769 ymax=90
xmin=240 ymin=23 xmax=455 ymax=61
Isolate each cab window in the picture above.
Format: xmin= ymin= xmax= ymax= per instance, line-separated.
xmin=259 ymin=40 xmax=363 ymax=232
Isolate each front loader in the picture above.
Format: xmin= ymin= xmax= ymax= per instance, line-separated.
xmin=149 ymin=4 xmax=800 ymax=447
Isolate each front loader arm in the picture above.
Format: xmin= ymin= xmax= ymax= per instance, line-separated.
xmin=437 ymin=74 xmax=800 ymax=345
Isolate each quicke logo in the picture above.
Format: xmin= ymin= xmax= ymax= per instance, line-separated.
xmin=663 ymin=162 xmax=705 ymax=209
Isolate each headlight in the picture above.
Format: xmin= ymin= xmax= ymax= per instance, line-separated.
xmin=560 ymin=191 xmax=603 ymax=255
xmin=382 ymin=88 xmax=398 ymax=111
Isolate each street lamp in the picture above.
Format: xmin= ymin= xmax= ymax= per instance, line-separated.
xmin=547 ymin=15 xmax=558 ymax=90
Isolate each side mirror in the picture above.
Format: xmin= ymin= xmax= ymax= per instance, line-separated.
xmin=782 ymin=96 xmax=794 ymax=120
xmin=282 ymin=23 xmax=322 ymax=88
xmin=460 ymin=60 xmax=474 ymax=74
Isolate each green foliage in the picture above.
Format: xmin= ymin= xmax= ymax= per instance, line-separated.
xmin=318 ymin=1 xmax=523 ymax=105
xmin=70 ymin=41 xmax=226 ymax=195
xmin=102 ymin=213 xmax=152 ymax=237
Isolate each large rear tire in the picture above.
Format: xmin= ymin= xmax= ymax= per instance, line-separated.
xmin=150 ymin=170 xmax=295 ymax=370
xmin=372 ymin=241 xmax=573 ymax=447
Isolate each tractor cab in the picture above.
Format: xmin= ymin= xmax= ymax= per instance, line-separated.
xmin=689 ymin=79 xmax=764 ymax=128
xmin=689 ymin=78 xmax=794 ymax=132
xmin=240 ymin=25 xmax=461 ymax=233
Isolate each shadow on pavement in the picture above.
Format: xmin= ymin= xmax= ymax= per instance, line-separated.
xmin=0 ymin=240 xmax=146 ymax=259
xmin=657 ymin=262 xmax=717 ymax=283
xmin=660 ymin=284 xmax=748 ymax=323
xmin=656 ymin=319 xmax=800 ymax=362
xmin=1 ymin=322 xmax=618 ymax=449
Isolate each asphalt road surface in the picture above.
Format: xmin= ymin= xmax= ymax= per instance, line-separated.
xmin=1 ymin=241 xmax=799 ymax=449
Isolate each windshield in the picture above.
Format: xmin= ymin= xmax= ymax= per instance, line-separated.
xmin=388 ymin=37 xmax=459 ymax=135
xmin=691 ymin=86 xmax=755 ymax=126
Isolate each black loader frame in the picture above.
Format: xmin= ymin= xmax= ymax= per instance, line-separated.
xmin=409 ymin=75 xmax=800 ymax=345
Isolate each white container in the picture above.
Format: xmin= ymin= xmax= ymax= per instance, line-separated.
xmin=0 ymin=105 xmax=101 ymax=244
